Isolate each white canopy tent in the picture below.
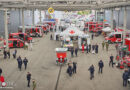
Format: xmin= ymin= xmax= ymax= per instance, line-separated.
xmin=102 ymin=27 xmax=112 ymax=32
xmin=60 ymin=26 xmax=84 ymax=37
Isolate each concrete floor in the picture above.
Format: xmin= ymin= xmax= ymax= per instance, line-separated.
xmin=0 ymin=32 xmax=130 ymax=90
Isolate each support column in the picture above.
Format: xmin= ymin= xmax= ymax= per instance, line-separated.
xmin=111 ymin=9 xmax=114 ymax=30
xmin=22 ymin=9 xmax=25 ymax=33
xmin=103 ymin=10 xmax=105 ymax=28
xmin=123 ymin=7 xmax=127 ymax=44
xmin=39 ymin=10 xmax=42 ymax=23
xmin=4 ymin=10 xmax=9 ymax=50
xmin=32 ymin=9 xmax=35 ymax=25
xmin=95 ymin=10 xmax=97 ymax=22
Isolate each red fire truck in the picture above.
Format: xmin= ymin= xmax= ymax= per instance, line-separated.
xmin=18 ymin=26 xmax=43 ymax=37
xmin=9 ymin=33 xmax=32 ymax=43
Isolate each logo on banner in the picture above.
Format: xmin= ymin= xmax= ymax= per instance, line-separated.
xmin=69 ymin=30 xmax=75 ymax=34
xmin=48 ymin=7 xmax=54 ymax=14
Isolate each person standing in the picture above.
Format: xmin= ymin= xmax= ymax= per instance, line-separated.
xmin=92 ymin=44 xmax=95 ymax=51
xmin=13 ymin=49 xmax=17 ymax=59
xmin=95 ymin=44 xmax=99 ymax=54
xmin=102 ymin=41 xmax=105 ymax=50
xmin=75 ymin=48 xmax=78 ymax=57
xmin=27 ymin=72 xmax=31 ymax=87
xmin=86 ymin=44 xmax=89 ymax=53
xmin=98 ymin=60 xmax=104 ymax=74
xmin=73 ymin=62 xmax=77 ymax=74
xmin=88 ymin=65 xmax=95 ymax=80
xmin=122 ymin=70 xmax=129 ymax=87
xmin=3 ymin=49 xmax=7 ymax=59
xmin=7 ymin=50 xmax=10 ymax=59
xmin=109 ymin=54 xmax=114 ymax=67
xmin=0 ymin=68 xmax=2 ymax=76
xmin=106 ymin=42 xmax=109 ymax=51
xmin=23 ymin=57 xmax=28 ymax=70
xmin=67 ymin=64 xmax=73 ymax=77
xmin=91 ymin=33 xmax=94 ymax=40
xmin=32 ymin=80 xmax=36 ymax=90
xmin=71 ymin=48 xmax=74 ymax=57
xmin=50 ymin=34 xmax=53 ymax=40
xmin=89 ymin=44 xmax=91 ymax=52
xmin=82 ymin=44 xmax=85 ymax=53
xmin=18 ymin=57 xmax=23 ymax=71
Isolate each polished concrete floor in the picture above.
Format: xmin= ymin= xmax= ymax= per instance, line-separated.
xmin=0 ymin=32 xmax=129 ymax=90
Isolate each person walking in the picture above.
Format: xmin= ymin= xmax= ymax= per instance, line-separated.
xmin=3 ymin=49 xmax=7 ymax=59
xmin=86 ymin=44 xmax=89 ymax=53
xmin=98 ymin=60 xmax=104 ymax=74
xmin=67 ymin=64 xmax=73 ymax=77
xmin=23 ymin=57 xmax=28 ymax=70
xmin=102 ymin=41 xmax=105 ymax=50
xmin=106 ymin=42 xmax=109 ymax=51
xmin=73 ymin=62 xmax=77 ymax=74
xmin=27 ymin=72 xmax=31 ymax=87
xmin=91 ymin=33 xmax=94 ymax=40
xmin=92 ymin=44 xmax=95 ymax=51
xmin=75 ymin=48 xmax=78 ymax=57
xmin=95 ymin=44 xmax=99 ymax=54
xmin=82 ymin=44 xmax=85 ymax=53
xmin=50 ymin=34 xmax=53 ymax=40
xmin=122 ymin=70 xmax=129 ymax=87
xmin=17 ymin=57 xmax=23 ymax=71
xmin=109 ymin=54 xmax=114 ymax=67
xmin=0 ymin=68 xmax=2 ymax=76
xmin=71 ymin=48 xmax=74 ymax=57
xmin=7 ymin=50 xmax=10 ymax=59
xmin=88 ymin=65 xmax=95 ymax=80
xmin=13 ymin=49 xmax=17 ymax=59
xmin=32 ymin=80 xmax=36 ymax=90
xmin=89 ymin=44 xmax=91 ymax=52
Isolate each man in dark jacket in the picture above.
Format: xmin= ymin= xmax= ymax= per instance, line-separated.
xmin=89 ymin=44 xmax=91 ymax=52
xmin=67 ymin=65 xmax=73 ymax=76
xmin=71 ymin=48 xmax=74 ymax=57
xmin=0 ymin=68 xmax=2 ymax=76
xmin=23 ymin=57 xmax=28 ymax=70
xmin=95 ymin=44 xmax=99 ymax=54
xmin=18 ymin=57 xmax=22 ymax=71
xmin=122 ymin=70 xmax=129 ymax=87
xmin=92 ymin=45 xmax=95 ymax=51
xmin=73 ymin=62 xmax=77 ymax=74
xmin=98 ymin=60 xmax=104 ymax=73
xmin=88 ymin=65 xmax=95 ymax=80
xmin=75 ymin=48 xmax=78 ymax=57
xmin=109 ymin=54 xmax=114 ymax=67
xmin=86 ymin=44 xmax=89 ymax=53
xmin=3 ymin=50 xmax=7 ymax=59
xmin=91 ymin=33 xmax=94 ymax=40
xmin=7 ymin=50 xmax=10 ymax=59
xmin=27 ymin=72 xmax=31 ymax=87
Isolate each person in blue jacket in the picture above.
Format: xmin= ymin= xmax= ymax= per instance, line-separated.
xmin=122 ymin=70 xmax=129 ymax=87
xmin=88 ymin=65 xmax=95 ymax=80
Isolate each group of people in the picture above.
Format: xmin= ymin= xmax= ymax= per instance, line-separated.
xmin=17 ymin=56 xmax=28 ymax=71
xmin=102 ymin=41 xmax=109 ymax=51
xmin=3 ymin=49 xmax=11 ymax=59
xmin=70 ymin=47 xmax=78 ymax=57
xmin=81 ymin=43 xmax=99 ymax=54
xmin=88 ymin=60 xmax=104 ymax=80
xmin=67 ymin=61 xmax=77 ymax=76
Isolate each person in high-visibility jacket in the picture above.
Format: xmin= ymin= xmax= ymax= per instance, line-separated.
xmin=82 ymin=44 xmax=84 ymax=53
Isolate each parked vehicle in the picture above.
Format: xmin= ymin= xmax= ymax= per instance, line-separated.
xmin=9 ymin=33 xmax=32 ymax=43
xmin=18 ymin=26 xmax=43 ymax=37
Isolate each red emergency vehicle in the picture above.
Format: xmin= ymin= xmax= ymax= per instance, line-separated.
xmin=43 ymin=21 xmax=56 ymax=31
xmin=105 ymin=32 xmax=123 ymax=43
xmin=35 ymin=24 xmax=49 ymax=33
xmin=18 ymin=26 xmax=43 ymax=37
xmin=9 ymin=33 xmax=32 ymax=43
xmin=8 ymin=38 xmax=24 ymax=48
xmin=55 ymin=48 xmax=67 ymax=65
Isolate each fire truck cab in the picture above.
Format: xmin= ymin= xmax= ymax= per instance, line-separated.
xmin=8 ymin=38 xmax=24 ymax=48
xmin=9 ymin=33 xmax=32 ymax=42
xmin=105 ymin=32 xmax=123 ymax=43
xmin=18 ymin=26 xmax=43 ymax=37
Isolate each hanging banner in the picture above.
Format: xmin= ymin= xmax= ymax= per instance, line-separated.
xmin=48 ymin=7 xmax=54 ymax=14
